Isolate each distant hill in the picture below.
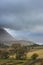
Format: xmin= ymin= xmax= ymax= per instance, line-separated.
xmin=7 ymin=40 xmax=36 ymax=46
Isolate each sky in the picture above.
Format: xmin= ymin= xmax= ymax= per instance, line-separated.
xmin=0 ymin=0 xmax=43 ymax=44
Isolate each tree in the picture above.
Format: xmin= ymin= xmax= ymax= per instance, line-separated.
xmin=11 ymin=44 xmax=27 ymax=60
xmin=31 ymin=53 xmax=38 ymax=60
xmin=16 ymin=46 xmax=27 ymax=60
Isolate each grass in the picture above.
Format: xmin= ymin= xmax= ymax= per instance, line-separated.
xmin=0 ymin=58 xmax=27 ymax=64
xmin=26 ymin=49 xmax=43 ymax=59
xmin=0 ymin=59 xmax=27 ymax=65
xmin=0 ymin=49 xmax=43 ymax=65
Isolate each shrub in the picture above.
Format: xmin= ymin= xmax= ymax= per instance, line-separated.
xmin=31 ymin=53 xmax=39 ymax=60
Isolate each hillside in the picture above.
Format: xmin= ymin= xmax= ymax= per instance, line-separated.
xmin=6 ymin=40 xmax=36 ymax=46
xmin=27 ymin=49 xmax=43 ymax=59
xmin=0 ymin=28 xmax=39 ymax=46
xmin=0 ymin=28 xmax=15 ymax=42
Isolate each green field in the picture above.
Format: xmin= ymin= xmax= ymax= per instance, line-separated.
xmin=0 ymin=59 xmax=27 ymax=65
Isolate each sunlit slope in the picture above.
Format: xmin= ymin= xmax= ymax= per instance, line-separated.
xmin=27 ymin=49 xmax=43 ymax=59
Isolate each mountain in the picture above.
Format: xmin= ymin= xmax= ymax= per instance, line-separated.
xmin=0 ymin=28 xmax=37 ymax=46
xmin=0 ymin=28 xmax=15 ymax=42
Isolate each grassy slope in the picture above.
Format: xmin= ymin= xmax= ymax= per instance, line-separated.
xmin=27 ymin=49 xmax=43 ymax=59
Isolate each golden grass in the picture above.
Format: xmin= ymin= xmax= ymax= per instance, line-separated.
xmin=26 ymin=49 xmax=43 ymax=59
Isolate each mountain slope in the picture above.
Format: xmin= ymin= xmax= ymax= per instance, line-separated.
xmin=0 ymin=28 xmax=15 ymax=42
xmin=0 ymin=28 xmax=37 ymax=46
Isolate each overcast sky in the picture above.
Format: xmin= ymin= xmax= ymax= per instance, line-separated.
xmin=0 ymin=0 xmax=43 ymax=44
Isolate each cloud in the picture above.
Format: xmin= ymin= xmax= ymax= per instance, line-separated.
xmin=0 ymin=10 xmax=43 ymax=31
xmin=31 ymin=25 xmax=43 ymax=33
xmin=0 ymin=0 xmax=43 ymax=30
xmin=0 ymin=0 xmax=43 ymax=44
